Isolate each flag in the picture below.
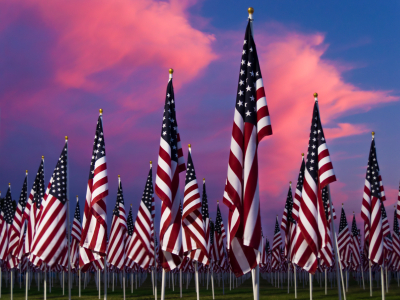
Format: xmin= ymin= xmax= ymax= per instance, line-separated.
xmin=337 ymin=206 xmax=351 ymax=268
xmin=209 ymin=221 xmax=219 ymax=263
xmin=24 ymin=158 xmax=45 ymax=255
xmin=107 ymin=176 xmax=127 ymax=269
xmin=125 ymin=205 xmax=134 ymax=261
xmin=322 ymin=187 xmax=336 ymax=224
xmin=397 ymin=183 xmax=400 ymax=221
xmin=360 ymin=134 xmax=384 ymax=265
xmin=155 ymin=71 xmax=185 ymax=271
xmin=80 ymin=112 xmax=109 ymax=270
xmin=127 ymin=164 xmax=155 ymax=269
xmin=31 ymin=141 xmax=68 ymax=267
xmin=391 ymin=210 xmax=400 ymax=269
xmin=70 ymin=198 xmax=81 ymax=269
xmin=292 ymin=156 xmax=305 ymax=222
xmin=1 ymin=186 xmax=17 ymax=268
xmin=182 ymin=146 xmax=208 ymax=265
xmin=281 ymin=183 xmax=295 ymax=259
xmin=8 ymin=172 xmax=28 ymax=261
xmin=350 ymin=213 xmax=361 ymax=268
xmin=214 ymin=203 xmax=226 ymax=267
xmin=223 ymin=17 xmax=272 ymax=277
xmin=201 ymin=179 xmax=211 ymax=261
xmin=271 ymin=217 xmax=282 ymax=270
xmin=294 ymin=96 xmax=336 ymax=274
xmin=380 ymin=202 xmax=390 ymax=237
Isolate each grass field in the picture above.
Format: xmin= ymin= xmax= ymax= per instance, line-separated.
xmin=1 ymin=273 xmax=399 ymax=299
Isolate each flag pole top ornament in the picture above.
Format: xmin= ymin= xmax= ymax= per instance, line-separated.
xmin=203 ymin=178 xmax=205 ymax=183
xmin=65 ymin=136 xmax=68 ymax=141
xmin=289 ymin=181 xmax=292 ymax=187
xmin=26 ymin=170 xmax=28 ymax=174
xmin=301 ymin=153 xmax=304 ymax=157
xmin=169 ymin=68 xmax=173 ymax=79
xmin=131 ymin=204 xmax=132 ymax=207
xmin=8 ymin=183 xmax=10 ymax=187
xmin=42 ymin=155 xmax=44 ymax=159
xmin=248 ymin=7 xmax=254 ymax=19
xmin=118 ymin=175 xmax=120 ymax=178
xmin=372 ymin=131 xmax=375 ymax=139
xmin=217 ymin=200 xmax=219 ymax=204
xmin=99 ymin=108 xmax=103 ymax=115
xmin=313 ymin=92 xmax=318 ymax=102
xmin=342 ymin=203 xmax=344 ymax=207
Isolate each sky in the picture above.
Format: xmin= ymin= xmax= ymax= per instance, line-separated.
xmin=0 ymin=0 xmax=399 ymax=243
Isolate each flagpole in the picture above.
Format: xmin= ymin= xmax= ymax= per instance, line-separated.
xmin=161 ymin=269 xmax=166 ymax=300
xmin=152 ymin=162 xmax=157 ymax=300
xmin=65 ymin=136 xmax=71 ymax=300
xmin=335 ymin=235 xmax=347 ymax=300
xmin=104 ymin=256 xmax=107 ymax=300
xmin=195 ymin=261 xmax=199 ymax=300
xmin=211 ymin=268 xmax=215 ymax=300
xmin=327 ymin=183 xmax=343 ymax=300
xmin=369 ymin=260 xmax=373 ymax=296
xmin=180 ymin=269 xmax=182 ymax=298
xmin=309 ymin=273 xmax=312 ymax=300
xmin=24 ymin=171 xmax=28 ymax=300
xmin=294 ymin=264 xmax=297 ymax=298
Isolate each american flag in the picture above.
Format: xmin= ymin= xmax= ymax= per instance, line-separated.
xmin=380 ymin=202 xmax=390 ymax=237
xmin=125 ymin=205 xmax=134 ymax=260
xmin=107 ymin=176 xmax=127 ymax=269
xmin=0 ymin=186 xmax=16 ymax=267
xmin=182 ymin=146 xmax=208 ymax=265
xmin=223 ymin=17 xmax=272 ymax=277
xmin=294 ymin=96 xmax=336 ymax=274
xmin=397 ymin=183 xmax=400 ymax=221
xmin=322 ymin=187 xmax=336 ymax=223
xmin=202 ymin=179 xmax=211 ymax=262
xmin=360 ymin=135 xmax=384 ymax=265
xmin=281 ymin=182 xmax=295 ymax=259
xmin=80 ymin=111 xmax=109 ymax=271
xmin=350 ymin=213 xmax=361 ymax=268
xmin=31 ymin=141 xmax=68 ymax=267
xmin=259 ymin=236 xmax=268 ymax=267
xmin=70 ymin=197 xmax=81 ymax=269
xmin=127 ymin=164 xmax=155 ymax=269
xmin=8 ymin=172 xmax=28 ymax=261
xmin=391 ymin=210 xmax=400 ymax=270
xmin=24 ymin=158 xmax=45 ymax=256
xmin=337 ymin=206 xmax=351 ymax=268
xmin=271 ymin=216 xmax=282 ymax=270
xmin=292 ymin=155 xmax=305 ymax=222
xmin=209 ymin=221 xmax=218 ymax=262
xmin=155 ymin=71 xmax=185 ymax=271
xmin=214 ymin=203 xmax=226 ymax=267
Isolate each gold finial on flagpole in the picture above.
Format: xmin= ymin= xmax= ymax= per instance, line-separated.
xmin=217 ymin=200 xmax=219 ymax=204
xmin=26 ymin=170 xmax=28 ymax=174
xmin=372 ymin=131 xmax=375 ymax=140
xmin=302 ymin=153 xmax=304 ymax=157
xmin=42 ymin=155 xmax=44 ymax=159
xmin=203 ymin=178 xmax=205 ymax=183
xmin=248 ymin=7 xmax=254 ymax=19
xmin=342 ymin=203 xmax=344 ymax=207
xmin=8 ymin=183 xmax=11 ymax=187
xmin=118 ymin=175 xmax=120 ymax=178
xmin=289 ymin=181 xmax=292 ymax=187
xmin=188 ymin=144 xmax=191 ymax=149
xmin=313 ymin=93 xmax=318 ymax=102
xmin=131 ymin=204 xmax=132 ymax=208
xmin=65 ymin=136 xmax=68 ymax=141
xmin=169 ymin=68 xmax=173 ymax=79
xmin=99 ymin=108 xmax=103 ymax=115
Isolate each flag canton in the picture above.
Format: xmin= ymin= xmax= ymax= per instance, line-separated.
xmin=380 ymin=202 xmax=387 ymax=220
xmin=185 ymin=151 xmax=197 ymax=186
xmin=33 ymin=160 xmax=45 ymax=208
xmin=235 ymin=21 xmax=262 ymax=126
xmin=322 ymin=187 xmax=330 ymax=220
xmin=127 ymin=207 xmax=134 ymax=236
xmin=18 ymin=176 xmax=28 ymax=210
xmin=209 ymin=221 xmax=214 ymax=245
xmin=113 ymin=181 xmax=125 ymax=217
xmin=339 ymin=208 xmax=348 ymax=232
xmin=306 ymin=103 xmax=327 ymax=183
xmin=366 ymin=140 xmax=381 ymax=198
xmin=215 ymin=205 xmax=223 ymax=234
xmin=351 ymin=215 xmax=359 ymax=236
xmin=89 ymin=116 xmax=106 ymax=179
xmin=296 ymin=159 xmax=305 ymax=191
xmin=161 ymin=80 xmax=179 ymax=162
xmin=74 ymin=201 xmax=81 ymax=222
xmin=49 ymin=143 xmax=68 ymax=204
xmin=201 ymin=181 xmax=209 ymax=220
xmin=285 ymin=186 xmax=295 ymax=223
xmin=141 ymin=168 xmax=153 ymax=212
xmin=274 ymin=218 xmax=280 ymax=234
xmin=4 ymin=188 xmax=14 ymax=224
xmin=394 ymin=212 xmax=399 ymax=235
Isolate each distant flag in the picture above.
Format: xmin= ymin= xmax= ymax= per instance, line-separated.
xmin=294 ymin=93 xmax=336 ymax=274
xmin=70 ymin=196 xmax=82 ymax=269
xmin=271 ymin=216 xmax=282 ymax=270
xmin=360 ymin=132 xmax=384 ymax=265
xmin=201 ymin=179 xmax=211 ymax=262
xmin=31 ymin=140 xmax=68 ymax=267
xmin=292 ymin=156 xmax=305 ymax=222
xmin=337 ymin=206 xmax=351 ymax=268
xmin=223 ymin=16 xmax=272 ymax=277
xmin=322 ymin=187 xmax=336 ymax=224
xmin=182 ymin=145 xmax=208 ymax=265
xmin=1 ymin=185 xmax=17 ymax=268
xmin=80 ymin=110 xmax=109 ymax=271
xmin=8 ymin=172 xmax=28 ymax=261
xmin=107 ymin=176 xmax=127 ymax=269
xmin=281 ymin=182 xmax=295 ymax=259
xmin=24 ymin=157 xmax=45 ymax=256
xmin=350 ymin=213 xmax=361 ymax=268
xmin=155 ymin=69 xmax=185 ymax=271
xmin=127 ymin=162 xmax=155 ymax=269
xmin=397 ymin=183 xmax=400 ymax=220
xmin=214 ymin=202 xmax=226 ymax=267
xmin=380 ymin=202 xmax=390 ymax=237
xmin=125 ymin=205 xmax=134 ymax=258
xmin=391 ymin=208 xmax=400 ymax=269
xmin=209 ymin=221 xmax=218 ymax=263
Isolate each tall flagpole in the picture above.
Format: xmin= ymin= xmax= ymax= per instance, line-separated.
xmin=77 ymin=196 xmax=81 ymax=298
xmin=66 ymin=136 xmax=71 ymax=300
xmin=25 ymin=171 xmax=29 ymax=300
xmin=9 ymin=185 xmax=13 ymax=300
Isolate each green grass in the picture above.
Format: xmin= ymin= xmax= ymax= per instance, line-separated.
xmin=1 ymin=273 xmax=399 ymax=299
